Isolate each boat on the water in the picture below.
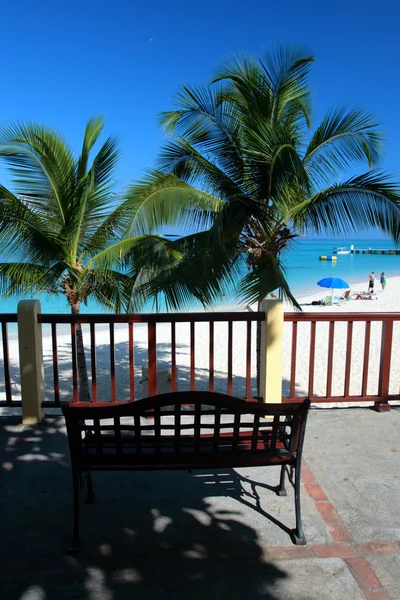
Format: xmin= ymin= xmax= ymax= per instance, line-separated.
xmin=333 ymin=247 xmax=351 ymax=255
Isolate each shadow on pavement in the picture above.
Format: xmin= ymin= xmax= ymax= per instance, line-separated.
xmin=0 ymin=416 xmax=296 ymax=600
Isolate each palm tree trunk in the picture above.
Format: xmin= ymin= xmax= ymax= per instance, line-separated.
xmin=71 ymin=302 xmax=91 ymax=402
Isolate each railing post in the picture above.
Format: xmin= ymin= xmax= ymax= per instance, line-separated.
xmin=18 ymin=300 xmax=45 ymax=424
xmin=375 ymin=317 xmax=393 ymax=412
xmin=147 ymin=321 xmax=157 ymax=396
xmin=259 ymin=299 xmax=284 ymax=404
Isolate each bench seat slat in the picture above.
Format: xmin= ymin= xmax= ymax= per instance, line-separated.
xmin=81 ymin=431 xmax=292 ymax=469
xmin=81 ymin=421 xmax=268 ymax=432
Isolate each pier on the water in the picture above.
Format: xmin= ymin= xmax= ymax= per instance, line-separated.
xmin=333 ymin=244 xmax=400 ymax=255
xmin=351 ymin=248 xmax=400 ymax=255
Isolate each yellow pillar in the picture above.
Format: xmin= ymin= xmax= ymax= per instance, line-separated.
xmin=259 ymin=299 xmax=284 ymax=404
xmin=18 ymin=300 xmax=45 ymax=424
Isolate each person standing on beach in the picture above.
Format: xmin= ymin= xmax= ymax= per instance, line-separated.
xmin=368 ymin=272 xmax=375 ymax=292
xmin=380 ymin=272 xmax=387 ymax=291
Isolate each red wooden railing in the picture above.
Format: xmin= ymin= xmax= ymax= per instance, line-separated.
xmin=0 ymin=314 xmax=18 ymax=406
xmin=1 ymin=310 xmax=399 ymax=409
xmin=37 ymin=312 xmax=263 ymax=406
xmin=284 ymin=312 xmax=400 ymax=408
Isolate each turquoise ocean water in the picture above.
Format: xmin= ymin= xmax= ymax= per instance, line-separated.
xmin=281 ymin=237 xmax=400 ymax=298
xmin=1 ymin=237 xmax=399 ymax=314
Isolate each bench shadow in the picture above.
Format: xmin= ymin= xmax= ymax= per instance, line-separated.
xmin=0 ymin=416 xmax=302 ymax=600
xmin=210 ymin=470 xmax=296 ymax=539
xmin=178 ymin=470 xmax=296 ymax=542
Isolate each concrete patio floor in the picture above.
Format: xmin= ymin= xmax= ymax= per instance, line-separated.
xmin=0 ymin=406 xmax=399 ymax=600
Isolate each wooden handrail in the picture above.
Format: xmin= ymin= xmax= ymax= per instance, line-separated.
xmin=285 ymin=312 xmax=400 ymax=322
xmin=38 ymin=311 xmax=265 ymax=324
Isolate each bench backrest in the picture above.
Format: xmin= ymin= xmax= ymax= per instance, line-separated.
xmin=62 ymin=391 xmax=310 ymax=469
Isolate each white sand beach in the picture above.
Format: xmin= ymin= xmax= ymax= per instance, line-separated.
xmin=290 ymin=276 xmax=398 ymax=313
xmin=281 ymin=276 xmax=400 ymax=404
xmin=1 ymin=276 xmax=399 ymax=408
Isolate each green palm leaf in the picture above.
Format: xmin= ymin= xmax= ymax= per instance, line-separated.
xmin=303 ymin=107 xmax=384 ymax=185
xmin=0 ymin=188 xmax=63 ymax=262
xmin=76 ymin=116 xmax=105 ymax=181
xmin=290 ymin=171 xmax=400 ymax=241
xmin=122 ymin=170 xmax=223 ymax=236
xmin=0 ymin=122 xmax=76 ymax=223
xmin=0 ymin=262 xmax=66 ymax=298
xmin=160 ymin=84 xmax=245 ymax=185
xmin=213 ymin=45 xmax=314 ymax=129
xmin=237 ymin=254 xmax=300 ymax=309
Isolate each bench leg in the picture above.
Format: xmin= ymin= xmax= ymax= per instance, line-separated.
xmin=69 ymin=470 xmax=82 ymax=553
xmin=276 ymin=465 xmax=287 ymax=497
xmin=86 ymin=471 xmax=95 ymax=504
xmin=292 ymin=461 xmax=306 ymax=545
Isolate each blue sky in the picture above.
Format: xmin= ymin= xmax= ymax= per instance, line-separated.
xmin=1 ymin=0 xmax=399 ymax=219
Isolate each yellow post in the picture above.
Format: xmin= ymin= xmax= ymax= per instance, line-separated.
xmin=18 ymin=300 xmax=45 ymax=424
xmin=259 ymin=299 xmax=284 ymax=403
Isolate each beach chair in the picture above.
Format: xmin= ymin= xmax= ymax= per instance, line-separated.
xmin=339 ymin=290 xmax=352 ymax=303
xmin=323 ymin=295 xmax=340 ymax=305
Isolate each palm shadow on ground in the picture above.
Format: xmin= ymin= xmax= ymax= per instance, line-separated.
xmin=0 ymin=416 xmax=307 ymax=600
xmin=0 ymin=322 xmax=314 ymax=599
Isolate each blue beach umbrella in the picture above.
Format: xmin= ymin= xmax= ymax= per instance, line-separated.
xmin=317 ymin=277 xmax=350 ymax=305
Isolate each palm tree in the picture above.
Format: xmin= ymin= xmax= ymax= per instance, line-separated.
xmin=134 ymin=45 xmax=400 ymax=309
xmin=0 ymin=118 xmax=201 ymax=400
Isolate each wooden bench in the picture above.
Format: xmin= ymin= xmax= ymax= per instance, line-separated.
xmin=62 ymin=391 xmax=311 ymax=551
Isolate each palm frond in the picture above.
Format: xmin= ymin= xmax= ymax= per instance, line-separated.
xmin=303 ymin=106 xmax=384 ymax=184
xmin=0 ymin=122 xmax=76 ymax=222
xmin=76 ymin=116 xmax=104 ymax=181
xmin=213 ymin=45 xmax=314 ymax=129
xmin=160 ymin=84 xmax=245 ymax=184
xmin=0 ymin=262 xmax=66 ymax=298
xmin=0 ymin=187 xmax=63 ymax=262
xmin=212 ymin=54 xmax=275 ymax=120
xmin=157 ymin=139 xmax=244 ymax=200
xmin=87 ymin=234 xmax=182 ymax=272
xmin=90 ymin=135 xmax=120 ymax=189
xmin=80 ymin=268 xmax=133 ymax=313
xmin=81 ymin=201 xmax=131 ymax=257
xmin=122 ymin=170 xmax=223 ymax=236
xmin=134 ymin=230 xmax=241 ymax=312
xmin=71 ymin=135 xmax=120 ymax=255
xmin=260 ymin=44 xmax=314 ymax=127
xmin=241 ymin=123 xmax=309 ymax=199
xmin=290 ymin=171 xmax=400 ymax=242
xmin=236 ymin=253 xmax=300 ymax=309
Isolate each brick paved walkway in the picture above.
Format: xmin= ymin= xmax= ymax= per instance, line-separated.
xmin=263 ymin=458 xmax=399 ymax=600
